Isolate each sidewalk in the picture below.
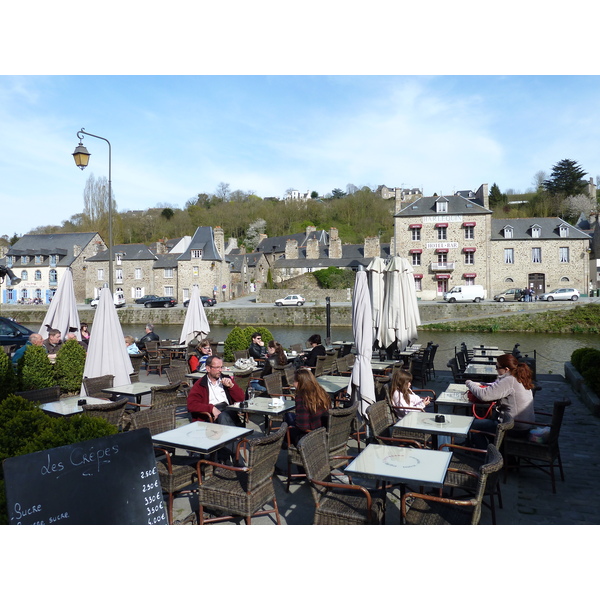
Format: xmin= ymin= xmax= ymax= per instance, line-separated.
xmin=145 ymin=367 xmax=600 ymax=525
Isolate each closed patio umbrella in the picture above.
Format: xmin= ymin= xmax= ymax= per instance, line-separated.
xmin=180 ymin=285 xmax=210 ymax=345
xmin=81 ymin=286 xmax=132 ymax=393
xmin=399 ymin=256 xmax=421 ymax=343
xmin=366 ymin=256 xmax=386 ymax=344
xmin=347 ymin=269 xmax=376 ymax=416
xmin=39 ymin=268 xmax=81 ymax=341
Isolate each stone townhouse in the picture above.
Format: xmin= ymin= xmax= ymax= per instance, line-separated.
xmin=394 ymin=186 xmax=493 ymax=299
xmin=85 ymin=243 xmax=159 ymax=301
xmin=490 ymin=217 xmax=591 ymax=296
xmin=0 ymin=232 xmax=103 ymax=304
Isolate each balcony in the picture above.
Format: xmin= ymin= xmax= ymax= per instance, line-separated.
xmin=430 ymin=262 xmax=455 ymax=272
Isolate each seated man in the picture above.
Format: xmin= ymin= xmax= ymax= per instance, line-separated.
xmin=12 ymin=333 xmax=44 ymax=364
xmin=187 ymin=355 xmax=245 ymax=427
xmin=137 ymin=323 xmax=159 ymax=351
xmin=248 ymin=331 xmax=267 ymax=361
xmin=43 ymin=327 xmax=62 ymax=359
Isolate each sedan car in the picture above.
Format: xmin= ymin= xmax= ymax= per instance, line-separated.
xmin=0 ymin=316 xmax=35 ymax=350
xmin=274 ymin=294 xmax=306 ymax=306
xmin=183 ymin=296 xmax=217 ymax=308
xmin=493 ymin=288 xmax=524 ymax=302
xmin=143 ymin=296 xmax=177 ymax=308
xmin=135 ymin=295 xmax=159 ymax=304
xmin=539 ymin=288 xmax=580 ymax=302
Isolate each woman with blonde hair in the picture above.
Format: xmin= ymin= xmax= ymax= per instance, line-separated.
xmin=284 ymin=368 xmax=331 ymax=446
xmin=389 ymin=368 xmax=431 ymax=418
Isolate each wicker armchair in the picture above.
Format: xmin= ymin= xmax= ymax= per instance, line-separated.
xmin=365 ymin=400 xmax=424 ymax=448
xmin=263 ymin=372 xmax=294 ymax=399
xmin=455 ymin=350 xmax=468 ymax=372
xmin=166 ymin=364 xmax=191 ymax=410
xmin=502 ymin=399 xmax=571 ymax=493
xmin=297 ymin=427 xmax=385 ymax=525
xmin=129 ymin=405 xmax=197 ymax=524
xmin=441 ymin=417 xmax=514 ymax=524
xmin=16 ymin=386 xmax=62 ymax=404
xmin=145 ymin=341 xmax=170 ymax=376
xmin=447 ymin=358 xmax=468 ymax=383
xmin=82 ymin=398 xmax=128 ymax=428
xmin=129 ymin=353 xmax=145 ymax=375
xmin=195 ymin=423 xmax=288 ymax=525
xmin=82 ymin=375 xmax=115 ymax=399
xmin=233 ymin=350 xmax=249 ymax=361
xmin=286 ymin=402 xmax=357 ymax=492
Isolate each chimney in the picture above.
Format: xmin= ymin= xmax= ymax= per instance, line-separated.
xmin=364 ymin=235 xmax=381 ymax=259
xmin=329 ymin=228 xmax=342 ymax=259
xmin=285 ymin=239 xmax=299 ymax=259
xmin=305 ymin=225 xmax=316 ymax=237
xmin=213 ymin=226 xmax=225 ymax=259
xmin=306 ymin=237 xmax=320 ymax=259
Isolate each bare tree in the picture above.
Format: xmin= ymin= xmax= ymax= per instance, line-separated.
xmin=82 ymin=173 xmax=117 ymax=234
xmin=532 ymin=170 xmax=547 ymax=191
xmin=214 ymin=182 xmax=231 ymax=202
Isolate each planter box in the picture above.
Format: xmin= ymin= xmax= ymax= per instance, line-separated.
xmin=564 ymin=361 xmax=600 ymax=416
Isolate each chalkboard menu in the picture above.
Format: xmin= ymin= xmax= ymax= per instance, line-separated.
xmin=3 ymin=428 xmax=168 ymax=525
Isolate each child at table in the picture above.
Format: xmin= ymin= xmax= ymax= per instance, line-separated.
xmin=390 ymin=369 xmax=431 ymax=418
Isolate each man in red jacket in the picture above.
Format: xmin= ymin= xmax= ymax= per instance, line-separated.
xmin=187 ymin=355 xmax=245 ymax=427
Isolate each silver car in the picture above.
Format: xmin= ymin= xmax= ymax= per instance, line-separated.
xmin=539 ymin=288 xmax=580 ymax=302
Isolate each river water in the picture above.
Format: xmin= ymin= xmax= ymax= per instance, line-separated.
xmin=41 ymin=321 xmax=597 ymax=376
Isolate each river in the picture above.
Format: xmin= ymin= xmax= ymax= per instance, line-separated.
xmin=33 ymin=321 xmax=599 ymax=376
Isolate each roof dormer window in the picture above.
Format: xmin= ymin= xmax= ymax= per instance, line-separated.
xmin=559 ymin=224 xmax=569 ymax=238
xmin=503 ymin=226 xmax=513 ymax=239
xmin=531 ymin=225 xmax=541 ymax=238
xmin=436 ymin=200 xmax=448 ymax=213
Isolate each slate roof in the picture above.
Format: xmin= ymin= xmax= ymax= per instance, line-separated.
xmin=490 ymin=217 xmax=591 ymax=240
xmin=176 ymin=226 xmax=223 ymax=261
xmin=85 ymin=243 xmax=157 ymax=262
xmin=397 ymin=194 xmax=492 ymax=217
xmin=273 ymin=243 xmax=391 ymax=269
xmin=5 ymin=232 xmax=99 ymax=267
xmin=255 ymin=230 xmax=329 ymax=254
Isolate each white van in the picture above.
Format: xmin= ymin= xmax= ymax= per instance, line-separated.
xmin=90 ymin=291 xmax=126 ymax=309
xmin=443 ymin=285 xmax=486 ymax=303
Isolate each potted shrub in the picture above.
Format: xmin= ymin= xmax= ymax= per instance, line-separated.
xmin=55 ymin=339 xmax=87 ymax=395
xmin=18 ymin=345 xmax=56 ymax=391
xmin=0 ymin=351 xmax=17 ymax=401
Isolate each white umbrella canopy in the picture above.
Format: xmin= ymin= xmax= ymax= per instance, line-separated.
xmin=180 ymin=285 xmax=210 ymax=345
xmin=39 ymin=268 xmax=81 ymax=341
xmin=347 ymin=269 xmax=376 ymax=416
xmin=366 ymin=257 xmax=386 ymax=344
xmin=81 ymin=286 xmax=132 ymax=393
xmin=399 ymin=257 xmax=421 ymax=343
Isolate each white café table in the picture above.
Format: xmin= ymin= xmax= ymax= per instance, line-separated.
xmin=472 ymin=348 xmax=504 ymax=358
xmin=151 ymin=421 xmax=252 ymax=455
xmin=316 ymin=375 xmax=351 ymax=395
xmin=40 ymin=396 xmax=113 ymax=416
xmin=345 ymin=444 xmax=452 ymax=489
xmin=393 ymin=411 xmax=474 ymax=448
xmin=434 ymin=383 xmax=470 ymax=413
xmin=229 ymin=397 xmax=295 ymax=433
xmin=101 ymin=382 xmax=156 ymax=405
xmin=464 ymin=363 xmax=497 ymax=382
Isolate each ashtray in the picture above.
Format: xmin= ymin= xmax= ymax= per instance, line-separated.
xmin=77 ymin=398 xmax=87 ymax=406
xmin=239 ymin=401 xmax=248 ymax=408
xmin=434 ymin=414 xmax=446 ymax=423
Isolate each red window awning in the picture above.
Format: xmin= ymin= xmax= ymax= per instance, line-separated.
xmin=409 ymin=249 xmax=423 ymax=254
xmin=463 ymin=247 xmax=477 ymax=253
xmin=434 ymin=223 xmax=448 ymax=228
xmin=413 ymin=274 xmax=423 ymax=279
xmin=463 ymin=273 xmax=477 ymax=278
xmin=436 ymin=274 xmax=450 ymax=279
xmin=409 ymin=224 xmax=422 ymax=229
xmin=434 ymin=248 xmax=449 ymax=253
xmin=463 ymin=222 xmax=476 ymax=227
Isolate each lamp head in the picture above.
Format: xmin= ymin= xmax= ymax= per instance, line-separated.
xmin=72 ymin=141 xmax=91 ymax=170
xmin=0 ymin=265 xmax=21 ymax=285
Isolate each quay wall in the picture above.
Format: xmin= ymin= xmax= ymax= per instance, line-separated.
xmin=2 ymin=300 xmax=565 ymax=328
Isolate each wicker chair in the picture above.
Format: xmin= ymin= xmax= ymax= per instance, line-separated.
xmin=129 ymin=353 xmax=145 ymax=375
xmin=441 ymin=417 xmax=514 ymax=524
xmin=233 ymin=350 xmax=249 ymax=361
xmin=321 ymin=351 xmax=337 ymax=376
xmin=286 ymin=402 xmax=357 ymax=492
xmin=297 ymin=427 xmax=385 ymax=525
xmin=263 ymin=372 xmax=294 ymax=399
xmin=401 ymin=444 xmax=504 ymax=525
xmin=447 ymin=358 xmax=468 ymax=383
xmin=129 ymin=372 xmax=140 ymax=383
xmin=82 ymin=375 xmax=115 ymax=399
xmin=145 ymin=341 xmax=170 ymax=376
xmin=129 ymin=405 xmax=197 ymax=525
xmin=290 ymin=343 xmax=304 ymax=354
xmin=502 ymin=399 xmax=571 ymax=493
xmin=16 ymin=386 xmax=62 ymax=404
xmin=365 ymin=400 xmax=424 ymax=448
xmin=195 ymin=423 xmax=288 ymax=525
xmin=166 ymin=364 xmax=191 ymax=411
xmin=82 ymin=398 xmax=128 ymax=429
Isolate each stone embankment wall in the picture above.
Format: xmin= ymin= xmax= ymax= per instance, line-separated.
xmin=257 ymin=289 xmax=352 ymax=303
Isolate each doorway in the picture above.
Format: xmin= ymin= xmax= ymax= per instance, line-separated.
xmin=528 ymin=273 xmax=545 ymax=296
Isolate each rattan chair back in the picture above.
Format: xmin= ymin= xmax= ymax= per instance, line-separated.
xmin=130 ymin=405 xmax=177 ymax=435
xmin=151 ymin=382 xmax=181 ymax=409
xmin=167 ymin=365 xmax=188 ymax=385
xmin=16 ymin=386 xmax=62 ymax=404
xmin=82 ymin=398 xmax=128 ymax=427
xmin=82 ymin=375 xmax=115 ymax=399
xmin=325 ymin=401 xmax=357 ymax=459
xmin=129 ymin=353 xmax=144 ymax=374
xmin=263 ymin=372 xmax=286 ymax=397
xmin=233 ymin=350 xmax=249 ymax=361
xmin=296 ymin=427 xmax=332 ymax=501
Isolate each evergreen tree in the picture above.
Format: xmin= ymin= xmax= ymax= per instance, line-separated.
xmin=489 ymin=183 xmax=507 ymax=207
xmin=543 ymin=159 xmax=588 ymax=197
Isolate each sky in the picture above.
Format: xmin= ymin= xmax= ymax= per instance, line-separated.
xmin=2 ymin=74 xmax=600 ymax=238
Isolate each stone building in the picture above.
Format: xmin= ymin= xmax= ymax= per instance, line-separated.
xmin=0 ymin=232 xmax=103 ymax=304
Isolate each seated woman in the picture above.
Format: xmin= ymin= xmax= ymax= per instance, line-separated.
xmin=124 ymin=335 xmax=141 ymax=355
xmin=465 ymin=353 xmax=535 ymax=448
xmin=300 ymin=334 xmax=326 ymax=368
xmin=249 ymin=340 xmax=288 ymax=394
xmin=188 ymin=340 xmax=212 ymax=372
xmin=284 ymin=368 xmax=331 ymax=447
xmin=390 ymin=368 xmax=431 ymax=418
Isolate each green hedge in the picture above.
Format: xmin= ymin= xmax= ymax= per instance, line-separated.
xmin=223 ymin=326 xmax=274 ymax=362
xmin=570 ymin=347 xmax=600 ymax=395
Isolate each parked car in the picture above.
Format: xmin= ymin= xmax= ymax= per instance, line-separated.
xmin=143 ymin=296 xmax=177 ymax=308
xmin=443 ymin=285 xmax=486 ymax=303
xmin=493 ymin=288 xmax=525 ymax=302
xmin=183 ymin=296 xmax=217 ymax=308
xmin=135 ymin=295 xmax=159 ymax=304
xmin=274 ymin=294 xmax=306 ymax=306
xmin=0 ymin=316 xmax=35 ymax=350
xmin=539 ymin=288 xmax=580 ymax=302
xmin=90 ymin=291 xmax=126 ymax=309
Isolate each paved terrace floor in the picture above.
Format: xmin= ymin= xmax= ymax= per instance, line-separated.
xmin=143 ymin=366 xmax=599 ymax=526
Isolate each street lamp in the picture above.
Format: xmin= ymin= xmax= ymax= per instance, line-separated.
xmin=72 ymin=128 xmax=113 ymax=292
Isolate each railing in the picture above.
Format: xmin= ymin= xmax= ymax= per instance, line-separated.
xmin=430 ymin=262 xmax=455 ymax=272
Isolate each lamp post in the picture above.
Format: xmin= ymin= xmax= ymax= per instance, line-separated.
xmin=72 ymin=128 xmax=113 ymax=293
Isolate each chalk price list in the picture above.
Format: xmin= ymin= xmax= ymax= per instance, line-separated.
xmin=140 ymin=466 xmax=166 ymax=525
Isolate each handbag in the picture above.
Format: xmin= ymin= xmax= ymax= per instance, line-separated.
xmin=466 ymin=385 xmax=500 ymax=420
